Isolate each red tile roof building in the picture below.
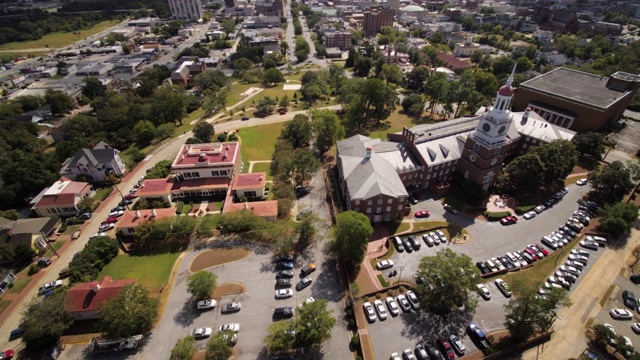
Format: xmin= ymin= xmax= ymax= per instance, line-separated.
xmin=232 ymin=172 xmax=267 ymax=199
xmin=116 ymin=208 xmax=177 ymax=236
xmin=29 ymin=177 xmax=93 ymax=217
xmin=225 ymin=201 xmax=278 ymax=221
xmin=65 ymin=276 xmax=135 ymax=320
xmin=436 ymin=52 xmax=472 ymax=73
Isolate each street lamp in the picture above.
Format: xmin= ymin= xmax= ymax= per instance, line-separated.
xmin=394 ymin=266 xmax=405 ymax=295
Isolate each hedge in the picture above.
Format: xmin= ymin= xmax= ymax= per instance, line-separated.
xmin=515 ymin=205 xmax=536 ymax=215
xmin=175 ymin=201 xmax=185 ymax=215
xmin=485 ymin=211 xmax=512 ymax=221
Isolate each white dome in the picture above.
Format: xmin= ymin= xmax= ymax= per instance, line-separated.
xmin=401 ymin=5 xmax=425 ymax=11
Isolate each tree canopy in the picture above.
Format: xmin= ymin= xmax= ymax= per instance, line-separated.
xmin=415 ymin=248 xmax=481 ymax=313
xmin=331 ymin=211 xmax=373 ymax=264
xmin=98 ymin=284 xmax=160 ymax=338
xmin=170 ymin=336 xmax=197 ymax=360
xmin=588 ymin=161 xmax=635 ymax=204
xmin=21 ymin=291 xmax=74 ymax=350
xmin=311 ymin=109 xmax=345 ymax=153
xmin=193 ymin=122 xmax=215 ymax=143
xmin=338 ymin=78 xmax=397 ymax=131
xmin=572 ymin=132 xmax=605 ymax=159
xmin=187 ymin=271 xmax=218 ymax=301
xmin=597 ymin=202 xmax=639 ymax=237
xmin=82 ymin=76 xmax=107 ymax=99
xmin=294 ymin=299 xmax=336 ymax=348
xmin=281 ymin=114 xmax=312 ymax=148
xmin=205 ymin=331 xmax=233 ymax=360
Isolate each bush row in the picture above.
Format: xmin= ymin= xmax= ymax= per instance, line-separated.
xmin=68 ymin=236 xmax=119 ymax=283
xmin=485 ymin=211 xmax=512 ymax=221
xmin=514 ymin=205 xmax=536 ymax=215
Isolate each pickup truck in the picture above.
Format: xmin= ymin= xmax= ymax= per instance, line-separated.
xmin=467 ymin=323 xmax=491 ymax=349
xmin=89 ymin=335 xmax=143 ymax=353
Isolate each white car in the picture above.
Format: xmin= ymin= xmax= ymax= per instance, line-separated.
xmin=534 ymin=205 xmax=546 ymax=213
xmin=276 ymin=289 xmax=293 ymax=299
xmin=390 ymin=352 xmax=401 ymax=360
xmin=385 ymin=296 xmax=400 ymax=316
xmin=219 ymin=323 xmax=240 ymax=333
xmin=610 ymin=308 xmax=634 ymax=320
xmin=495 ymin=278 xmax=513 ymax=297
xmin=191 ymin=327 xmax=213 ymax=339
xmin=109 ymin=210 xmax=124 ymax=217
xmin=576 ymin=178 xmax=588 ymax=186
xmin=396 ymin=294 xmax=411 ymax=312
xmin=196 ymin=299 xmax=217 ymax=310
xmin=476 ymin=284 xmax=491 ymax=300
xmin=373 ymin=299 xmax=388 ymax=320
xmin=38 ymin=280 xmax=63 ymax=294
xmin=523 ymin=211 xmax=537 ymax=220
xmin=376 ymin=259 xmax=394 ymax=270
xmin=559 ymin=265 xmax=580 ymax=276
xmin=406 ymin=290 xmax=420 ymax=310
xmin=363 ymin=302 xmax=376 ymax=322
xmin=98 ymin=223 xmax=115 ymax=232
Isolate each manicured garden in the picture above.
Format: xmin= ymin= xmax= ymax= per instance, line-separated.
xmin=98 ymin=252 xmax=180 ymax=292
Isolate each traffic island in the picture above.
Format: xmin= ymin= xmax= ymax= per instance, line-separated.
xmin=189 ymin=248 xmax=250 ymax=272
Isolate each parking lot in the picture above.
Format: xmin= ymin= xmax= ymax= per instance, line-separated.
xmin=595 ymin=275 xmax=640 ymax=351
xmin=367 ymin=183 xmax=613 ymax=358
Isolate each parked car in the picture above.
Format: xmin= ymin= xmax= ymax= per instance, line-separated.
xmin=476 ymin=261 xmax=490 ymax=274
xmin=0 ymin=349 xmax=14 ymax=360
xmin=610 ymin=308 xmax=634 ymax=320
xmin=191 ymin=327 xmax=212 ymax=339
xmin=385 ymin=297 xmax=400 ymax=316
xmin=276 ymin=279 xmax=292 ymax=288
xmin=196 ymin=299 xmax=217 ymax=310
xmin=534 ymin=205 xmax=546 ymax=213
xmin=273 ymin=307 xmax=294 ymax=320
xmin=422 ymin=234 xmax=435 ymax=247
xmin=623 ymin=291 xmax=637 ymax=309
xmin=108 ymin=210 xmax=124 ymax=217
xmin=495 ymin=279 xmax=512 ymax=297
xmin=373 ymin=299 xmax=388 ymax=320
xmin=8 ymin=329 xmax=22 ymax=341
xmin=523 ymin=211 xmax=537 ymax=220
xmin=559 ymin=265 xmax=580 ymax=276
xmin=276 ymin=289 xmax=293 ymax=299
xmin=402 ymin=237 xmax=414 ymax=253
xmin=221 ymin=302 xmax=241 ymax=314
xmin=105 ymin=216 xmax=119 ymax=224
xmin=576 ymin=178 xmax=588 ymax=186
xmin=408 ymin=236 xmax=421 ymax=250
xmin=580 ymin=240 xmax=599 ymax=251
xmin=406 ymin=290 xmax=420 ymax=310
xmin=443 ymin=203 xmax=458 ymax=214
xmin=415 ymin=344 xmax=429 ymax=360
xmin=377 ymin=260 xmax=394 ymax=270
xmin=477 ymin=284 xmax=491 ymax=300
xmin=274 ymin=254 xmax=294 ymax=263
xmin=500 ymin=215 xmax=518 ymax=225
xmin=276 ymin=262 xmax=294 ymax=270
xmin=438 ymin=338 xmax=455 ymax=360
xmin=393 ymin=236 xmax=406 ymax=252
xmin=37 ymin=257 xmax=52 ymax=267
xmin=414 ymin=210 xmax=430 ymax=218
xmin=38 ymin=280 xmax=62 ymax=295
xmin=99 ymin=223 xmax=115 ymax=232
xmin=435 ymin=230 xmax=447 ymax=243
xmin=631 ymin=323 xmax=640 ymax=334
xmin=78 ymin=212 xmax=92 ymax=219
xmin=241 ymin=116 xmax=249 ymax=120
xmin=396 ymin=294 xmax=411 ymax=312
xmin=449 ymin=334 xmax=466 ymax=355
xmin=219 ymin=323 xmax=240 ymax=333
xmin=363 ymin=302 xmax=376 ymax=322
xmin=402 ymin=348 xmax=416 ymax=360
xmin=296 ymin=277 xmax=312 ymax=291
xmin=426 ymin=344 xmax=444 ymax=360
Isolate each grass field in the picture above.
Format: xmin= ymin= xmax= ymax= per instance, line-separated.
xmin=250 ymin=162 xmax=274 ymax=180
xmin=226 ymin=82 xmax=256 ymax=106
xmin=0 ymin=20 xmax=120 ymax=53
xmin=366 ymin=110 xmax=426 ymax=140
xmin=0 ymin=299 xmax=10 ymax=317
xmin=6 ymin=277 xmax=31 ymax=294
xmin=99 ymin=252 xmax=180 ymax=292
xmin=238 ymin=122 xmax=286 ymax=161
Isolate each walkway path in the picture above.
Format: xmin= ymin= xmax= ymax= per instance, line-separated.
xmin=247 ymin=160 xmax=271 ymax=173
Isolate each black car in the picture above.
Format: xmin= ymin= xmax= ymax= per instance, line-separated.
xmin=408 ymin=236 xmax=421 ymax=250
xmin=415 ymin=344 xmax=429 ymax=360
xmin=427 ymin=345 xmax=444 ymax=360
xmin=560 ymin=226 xmax=577 ymax=238
xmin=274 ymin=255 xmax=295 ymax=263
xmin=631 ymin=274 xmax=640 ymax=285
xmin=544 ymin=198 xmax=557 ymax=207
xmin=499 ymin=256 xmax=515 ymax=270
xmin=402 ymin=237 xmax=414 ymax=253
xmin=276 ymin=270 xmax=294 ymax=278
xmin=476 ymin=262 xmax=490 ymax=274
xmin=623 ymin=290 xmax=636 ymax=309
xmin=276 ymin=278 xmax=292 ymax=288
xmin=273 ymin=307 xmax=294 ymax=320
xmin=275 ymin=261 xmax=294 ymax=270
xmin=241 ymin=116 xmax=250 ymax=120
xmin=296 ymin=277 xmax=312 ymax=291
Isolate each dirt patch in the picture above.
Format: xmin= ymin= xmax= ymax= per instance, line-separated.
xmin=211 ymin=282 xmax=245 ymax=300
xmin=190 ymin=248 xmax=250 ymax=272
xmin=353 ymin=266 xmax=377 ymax=297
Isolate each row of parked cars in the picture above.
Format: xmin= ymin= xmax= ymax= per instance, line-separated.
xmin=390 ymin=336 xmax=463 ymax=360
xmin=272 ymin=255 xmax=316 ymax=320
xmin=391 ymin=231 xmax=449 ymax=254
xmin=363 ymin=291 xmax=421 ymax=323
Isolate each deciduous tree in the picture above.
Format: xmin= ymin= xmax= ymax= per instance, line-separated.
xmin=132 ymin=120 xmax=156 ymax=146
xmin=98 ymin=284 xmax=160 ymax=338
xmin=529 ymin=140 xmax=577 ymax=184
xmin=572 ymin=132 xmax=605 ymax=159
xmin=187 ymin=271 xmax=218 ymax=301
xmin=500 ymin=153 xmax=545 ymax=195
xmin=331 ymin=211 xmax=373 ymax=264
xmin=45 ymin=89 xmax=74 ymax=115
xmin=311 ymin=109 xmax=345 ymax=153
xmin=588 ymin=161 xmax=635 ymax=204
xmin=415 ymin=248 xmax=481 ymax=314
xmin=193 ymin=122 xmax=215 ymax=142
xmin=401 ymin=94 xmax=425 ymax=117
xmin=21 ymin=291 xmax=74 ymax=350
xmin=82 ymin=76 xmax=107 ymax=99
xmin=170 ymin=336 xmax=197 ymax=360
xmin=205 ymin=331 xmax=232 ymax=360
xmin=264 ymin=320 xmax=295 ymax=354
xmin=281 ymin=114 xmax=312 ymax=148
xmin=294 ymin=299 xmax=336 ymax=347
xmin=261 ymin=68 xmax=285 ymax=87
xmin=598 ymin=202 xmax=639 ymax=237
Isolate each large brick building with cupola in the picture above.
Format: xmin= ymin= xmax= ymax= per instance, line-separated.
xmin=336 ymin=67 xmax=577 ymax=223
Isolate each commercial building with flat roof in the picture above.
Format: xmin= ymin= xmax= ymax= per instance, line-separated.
xmin=512 ymin=67 xmax=640 ymax=132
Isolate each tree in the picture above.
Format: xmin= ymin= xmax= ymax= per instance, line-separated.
xmin=82 ymin=76 xmax=106 ymax=99
xmin=264 ymin=320 xmax=295 ymax=354
xmin=501 ymin=153 xmax=545 ymax=195
xmin=424 ymin=73 xmax=449 ymax=118
xmin=171 ymin=336 xmax=197 ymax=360
xmin=401 ymin=94 xmax=426 ymax=117
xmin=187 ymin=271 xmax=218 ymax=301
xmin=281 ymin=114 xmax=312 ymax=148
xmin=504 ymin=280 xmax=571 ymax=343
xmin=311 ymin=109 xmax=345 ymax=154
xmin=572 ymin=132 xmax=605 ymax=159
xmin=261 ymin=68 xmax=285 ymax=87
xmin=155 ymin=123 xmax=176 ymax=140
xmin=193 ymin=70 xmax=227 ymax=92
xmin=295 ymin=36 xmax=310 ymax=62
xmin=598 ymin=202 xmax=639 ymax=237
xmin=331 ymin=211 xmax=373 ymax=264
xmin=205 ymin=331 xmax=232 ymax=360
xmin=491 ymin=56 xmax=516 ymax=76
xmin=0 ymin=243 xmax=14 ymax=264
xmin=132 ymin=120 xmax=156 ymax=146
xmin=294 ymin=299 xmax=336 ymax=347
xmin=415 ymin=248 xmax=481 ymax=314
xmin=380 ymin=64 xmax=403 ymax=84
xmin=13 ymin=243 xmax=36 ymax=262
xmin=470 ymin=50 xmax=483 ymax=64
xmin=406 ymin=66 xmax=430 ymax=91
xmin=151 ymin=87 xmax=186 ymax=125
xmin=255 ymin=96 xmax=277 ymax=117
xmin=279 ymin=94 xmax=290 ymax=109
xmin=202 ymin=88 xmax=228 ymax=117
xmin=45 ymin=89 xmax=74 ymax=115
xmin=339 ymin=78 xmax=397 ymax=129
xmin=193 ymin=122 xmax=215 ymax=142
xmin=588 ymin=161 xmax=635 ymax=204
xmin=529 ymin=140 xmax=577 ymax=184
xmin=21 ymin=291 xmax=74 ymax=350
xmin=0 ymin=209 xmax=21 ymax=220
xmin=98 ymin=284 xmax=160 ymax=338
xmin=296 ymin=215 xmax=317 ymax=248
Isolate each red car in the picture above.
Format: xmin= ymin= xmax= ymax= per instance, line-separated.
xmin=105 ymin=216 xmax=119 ymax=224
xmin=123 ymin=193 xmax=137 ymax=200
xmin=414 ymin=210 xmax=430 ymax=218
xmin=523 ymin=247 xmax=538 ymax=261
xmin=0 ymin=349 xmax=15 ymax=360
xmin=439 ymin=339 xmax=455 ymax=360
xmin=500 ymin=215 xmax=518 ymax=225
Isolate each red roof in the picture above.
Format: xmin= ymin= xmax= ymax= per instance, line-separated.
xmin=172 ymin=142 xmax=240 ymax=168
xmin=171 ymin=177 xmax=231 ymax=192
xmin=226 ymin=201 xmax=279 ymax=218
xmin=116 ymin=208 xmax=177 ymax=229
xmin=233 ymin=172 xmax=266 ymax=190
xmin=136 ymin=178 xmax=175 ymax=197
xmin=34 ymin=178 xmax=92 ymax=208
xmin=65 ymin=276 xmax=135 ymax=314
xmin=498 ymin=85 xmax=514 ymax=96
xmin=436 ymin=52 xmax=472 ymax=71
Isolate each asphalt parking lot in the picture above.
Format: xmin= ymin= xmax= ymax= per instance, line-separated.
xmin=595 ymin=275 xmax=640 ymax=352
xmin=368 ymin=183 xmax=608 ymax=359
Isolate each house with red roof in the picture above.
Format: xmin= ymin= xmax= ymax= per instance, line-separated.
xmin=436 ymin=52 xmax=472 ymax=73
xmin=65 ymin=276 xmax=135 ymax=320
xmin=116 ymin=208 xmax=177 ymax=236
xmin=232 ymin=172 xmax=267 ymax=199
xmin=29 ymin=177 xmax=93 ymax=217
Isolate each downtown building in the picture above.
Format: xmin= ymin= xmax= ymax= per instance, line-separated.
xmin=169 ymin=0 xmax=204 ymax=20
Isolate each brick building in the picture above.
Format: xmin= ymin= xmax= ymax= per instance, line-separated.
xmin=512 ymin=67 xmax=640 ymax=132
xmin=323 ymin=32 xmax=352 ymax=50
xmin=363 ymin=6 xmax=394 ymax=37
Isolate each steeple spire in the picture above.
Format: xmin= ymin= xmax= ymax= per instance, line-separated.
xmin=506 ymin=63 xmax=516 ymax=88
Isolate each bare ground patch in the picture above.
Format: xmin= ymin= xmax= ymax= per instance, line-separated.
xmin=211 ymin=283 xmax=245 ymax=300
xmin=190 ymin=248 xmax=250 ymax=272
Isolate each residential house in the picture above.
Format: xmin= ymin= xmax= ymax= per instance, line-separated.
xmin=0 ymin=270 xmax=17 ymax=296
xmin=116 ymin=208 xmax=177 ymax=237
xmin=60 ymin=141 xmax=126 ymax=182
xmin=65 ymin=276 xmax=136 ymax=320
xmin=436 ymin=52 xmax=472 ymax=73
xmin=0 ymin=217 xmax=59 ymax=252
xmin=29 ymin=177 xmax=93 ymax=217
xmin=224 ymin=201 xmax=278 ymax=221
xmin=232 ymin=173 xmax=267 ymax=200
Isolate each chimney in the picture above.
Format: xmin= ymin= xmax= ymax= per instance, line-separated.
xmin=92 ymin=283 xmax=101 ymax=293
xmin=135 ymin=210 xmax=141 ymax=218
xmin=151 ymin=209 xmax=157 ymax=217
xmin=365 ymin=146 xmax=373 ymax=159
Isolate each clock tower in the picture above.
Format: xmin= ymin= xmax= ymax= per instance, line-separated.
xmin=457 ymin=65 xmax=520 ymax=191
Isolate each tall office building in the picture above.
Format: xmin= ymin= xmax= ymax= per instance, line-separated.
xmin=169 ymin=0 xmax=204 ymax=20
xmin=388 ymin=0 xmax=400 ymax=10
xmin=363 ymin=6 xmax=394 ymax=37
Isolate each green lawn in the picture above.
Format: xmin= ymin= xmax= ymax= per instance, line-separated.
xmin=238 ymin=122 xmax=286 ymax=161
xmin=366 ymin=110 xmax=420 ymax=140
xmin=226 ymin=82 xmax=256 ymax=106
xmin=0 ymin=299 xmax=11 ymax=316
xmin=6 ymin=277 xmax=31 ymax=294
xmin=0 ymin=20 xmax=120 ymax=52
xmin=250 ymin=162 xmax=274 ymax=180
xmin=98 ymin=252 xmax=180 ymax=292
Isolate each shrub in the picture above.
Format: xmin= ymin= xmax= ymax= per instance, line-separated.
xmin=485 ymin=211 xmax=512 ymax=221
xmin=350 ymin=335 xmax=360 ymax=347
xmin=59 ymin=225 xmax=68 ymax=233
xmin=228 ymin=133 xmax=238 ymax=141
xmin=515 ymin=205 xmax=536 ymax=214
xmin=388 ymin=289 xmax=394 ymax=296
xmin=347 ymin=318 xmax=355 ymax=328
xmin=28 ymin=264 xmax=40 ymax=275
xmin=375 ymin=292 xmax=382 ymax=299
xmin=176 ymin=201 xmax=185 ymax=215
xmin=399 ymin=286 xmax=405 ymax=293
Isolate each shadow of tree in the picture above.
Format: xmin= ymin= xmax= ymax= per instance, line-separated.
xmin=310 ymin=258 xmax=344 ymax=303
xmin=172 ymin=298 xmax=200 ymax=327
xmin=401 ymin=308 xmax=474 ymax=345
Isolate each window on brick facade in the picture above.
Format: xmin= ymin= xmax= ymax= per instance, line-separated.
xmin=366 ymin=208 xmax=371 ymax=213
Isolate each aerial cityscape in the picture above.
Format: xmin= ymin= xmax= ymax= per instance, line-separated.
xmin=0 ymin=0 xmax=640 ymax=359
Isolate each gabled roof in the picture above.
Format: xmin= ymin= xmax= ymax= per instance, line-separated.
xmin=30 ymin=177 xmax=92 ymax=208
xmin=116 ymin=208 xmax=177 ymax=229
xmin=65 ymin=276 xmax=135 ymax=314
xmin=337 ymin=135 xmax=408 ymax=200
xmin=66 ymin=142 xmax=119 ymax=168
